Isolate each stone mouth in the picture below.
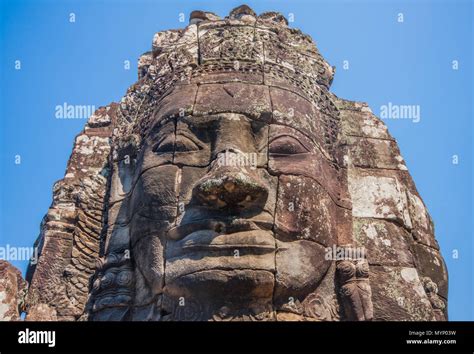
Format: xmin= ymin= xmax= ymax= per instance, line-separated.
xmin=167 ymin=229 xmax=276 ymax=259
xmin=166 ymin=215 xmax=275 ymax=259
xmin=166 ymin=213 xmax=274 ymax=240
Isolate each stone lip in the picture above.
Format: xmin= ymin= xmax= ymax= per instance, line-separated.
xmin=166 ymin=213 xmax=274 ymax=241
xmin=168 ymin=229 xmax=276 ymax=259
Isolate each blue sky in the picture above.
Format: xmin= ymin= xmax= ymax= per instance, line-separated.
xmin=0 ymin=0 xmax=472 ymax=320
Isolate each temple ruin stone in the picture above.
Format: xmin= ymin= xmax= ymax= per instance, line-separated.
xmin=2 ymin=5 xmax=448 ymax=321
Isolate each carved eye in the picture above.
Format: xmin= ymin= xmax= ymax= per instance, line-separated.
xmin=153 ymin=135 xmax=200 ymax=153
xmin=269 ymin=136 xmax=309 ymax=155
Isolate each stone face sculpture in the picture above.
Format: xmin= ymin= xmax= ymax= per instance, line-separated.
xmin=9 ymin=5 xmax=448 ymax=321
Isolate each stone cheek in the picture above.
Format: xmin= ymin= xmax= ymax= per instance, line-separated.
xmin=178 ymin=166 xmax=209 ymax=207
xmin=275 ymin=263 xmax=340 ymax=321
xmin=132 ymin=235 xmax=165 ymax=304
xmin=274 ymin=240 xmax=331 ymax=302
xmin=128 ymin=165 xmax=180 ymax=222
xmin=274 ymin=175 xmax=342 ymax=247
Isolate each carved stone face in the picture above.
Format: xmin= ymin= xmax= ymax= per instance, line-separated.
xmin=18 ymin=4 xmax=448 ymax=323
xmin=127 ymin=90 xmax=345 ymax=320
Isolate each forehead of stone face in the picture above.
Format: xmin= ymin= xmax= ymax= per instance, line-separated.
xmin=177 ymin=113 xmax=267 ymax=152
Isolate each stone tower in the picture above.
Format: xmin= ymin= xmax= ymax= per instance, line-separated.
xmin=14 ymin=5 xmax=447 ymax=321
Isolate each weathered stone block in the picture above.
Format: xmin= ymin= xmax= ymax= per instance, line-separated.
xmin=347 ymin=136 xmax=407 ymax=170
xmin=353 ymin=218 xmax=414 ymax=267
xmin=349 ymin=170 xmax=412 ymax=229
xmin=194 ymin=83 xmax=272 ymax=121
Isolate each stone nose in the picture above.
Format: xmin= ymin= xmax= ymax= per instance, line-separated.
xmin=193 ymin=169 xmax=268 ymax=211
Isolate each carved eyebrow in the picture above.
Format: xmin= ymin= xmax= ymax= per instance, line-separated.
xmin=174 ymin=127 xmax=206 ymax=148
xmin=269 ymin=130 xmax=313 ymax=152
xmin=269 ymin=134 xmax=305 ymax=143
xmin=269 ymin=133 xmax=297 ymax=143
xmin=152 ymin=130 xmax=203 ymax=148
xmin=150 ymin=121 xmax=206 ymax=155
xmin=268 ymin=124 xmax=335 ymax=159
xmin=176 ymin=121 xmax=197 ymax=134
xmin=268 ymin=134 xmax=311 ymax=154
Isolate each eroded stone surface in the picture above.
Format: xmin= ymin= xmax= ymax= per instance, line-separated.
xmin=349 ymin=170 xmax=412 ymax=229
xmin=370 ymin=266 xmax=435 ymax=321
xmin=353 ymin=218 xmax=414 ymax=267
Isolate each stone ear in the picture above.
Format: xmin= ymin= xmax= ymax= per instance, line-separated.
xmin=114 ymin=135 xmax=140 ymax=164
xmin=111 ymin=136 xmax=140 ymax=198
